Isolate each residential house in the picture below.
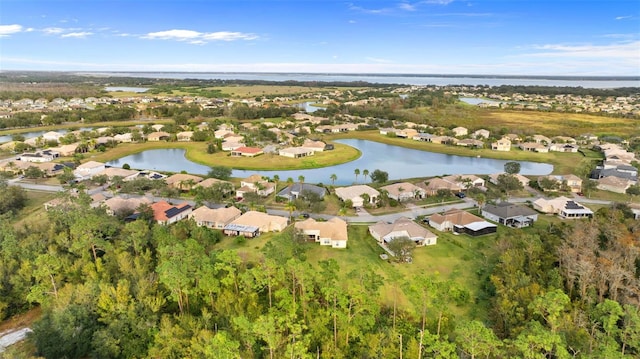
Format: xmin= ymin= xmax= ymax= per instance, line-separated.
xmin=103 ymin=196 xmax=152 ymax=216
xmin=481 ymin=202 xmax=538 ymax=228
xmin=538 ymin=174 xmax=582 ymax=193
xmin=335 ymin=185 xmax=380 ymax=208
xmin=488 ymin=173 xmax=531 ymax=188
xmin=532 ymin=135 xmax=551 ymax=144
xmin=419 ymin=177 xmax=462 ymax=196
xmin=295 ymin=217 xmax=348 ymax=248
xmin=165 ymin=173 xmax=204 ymax=191
xmin=491 ymin=138 xmax=511 ymax=151
xmin=214 ymin=129 xmax=234 ymax=139
xmin=151 ymin=201 xmax=193 ymax=225
xmin=147 ymin=131 xmax=171 ymax=142
xmin=301 ymin=139 xmax=326 ymax=152
xmin=98 ymin=167 xmax=140 ymax=180
xmin=222 ymin=142 xmax=244 ymax=151
xmin=113 ymin=133 xmax=133 ymax=143
xmin=279 ymin=147 xmax=315 ymax=158
xmin=532 ymin=196 xmax=593 ymax=219
xmin=472 ymin=129 xmax=490 ymax=139
xmin=369 ymin=217 xmax=437 ymax=246
xmin=19 ymin=150 xmax=59 ymax=163
xmin=549 ymin=143 xmax=579 ymax=152
xmin=430 ymin=136 xmax=457 ymax=145
xmin=189 ymin=206 xmax=242 ymax=229
xmin=195 ymin=178 xmax=234 ymax=191
xmin=413 ymin=133 xmax=435 ymax=142
xmin=74 ymin=161 xmax=106 ymax=180
xmin=231 ymin=146 xmax=263 ymax=157
xmin=441 ymin=174 xmax=485 ymax=189
xmin=519 ymin=142 xmax=549 ymax=153
xmin=396 ymin=128 xmax=418 ymax=138
xmin=176 ymin=131 xmax=194 ymax=141
xmin=452 ymin=127 xmax=468 ymax=137
xmin=596 ymin=176 xmax=633 ymax=194
xmin=150 ymin=124 xmax=165 ymax=131
xmin=223 ymin=211 xmax=288 ymax=237
xmin=42 ymin=131 xmax=64 ymax=143
xmin=277 ymin=183 xmax=326 ymax=201
xmin=428 ymin=209 xmax=497 ymax=236
xmin=381 ymin=182 xmax=426 ymax=201
xmin=456 ymin=138 xmax=484 ymax=148
xmin=236 ymin=174 xmax=275 ymax=198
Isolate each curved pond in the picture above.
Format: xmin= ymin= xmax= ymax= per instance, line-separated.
xmin=106 ymin=139 xmax=553 ymax=185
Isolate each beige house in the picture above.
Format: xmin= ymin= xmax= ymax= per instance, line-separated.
xmin=224 ymin=211 xmax=288 ymax=237
xmin=147 ymin=131 xmax=171 ymax=141
xmin=381 ymin=182 xmax=426 ymax=201
xmin=369 ymin=217 xmax=437 ymax=246
xmin=457 ymin=138 xmax=484 ymax=148
xmin=488 ymin=173 xmax=530 ymax=187
xmin=279 ymin=147 xmax=315 ymax=158
xmin=491 ymin=138 xmax=511 ymax=151
xmin=538 ymin=174 xmax=582 ymax=193
xmin=165 ymin=173 xmax=204 ymax=191
xmin=295 ymin=217 xmax=348 ymax=248
xmin=74 ymin=161 xmax=106 ymax=180
xmin=98 ymin=167 xmax=140 ymax=180
xmin=519 ymin=142 xmax=549 ymax=153
xmin=532 ymin=197 xmax=593 ymax=219
xmin=597 ymin=176 xmax=633 ymax=194
xmin=429 ymin=209 xmax=496 ymax=236
xmin=103 ymin=196 xmax=152 ymax=216
xmin=301 ymin=139 xmax=326 ymax=152
xmin=335 ymin=185 xmax=380 ymax=208
xmin=176 ymin=131 xmax=194 ymax=141
xmin=189 ymin=206 xmax=242 ymax=229
xmin=441 ymin=174 xmax=486 ymax=189
xmin=236 ymin=174 xmax=275 ymax=198
xmin=452 ymin=127 xmax=468 ymax=137
xmin=472 ymin=129 xmax=491 ymax=139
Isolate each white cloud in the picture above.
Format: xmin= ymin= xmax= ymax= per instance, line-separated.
xmin=61 ymin=32 xmax=93 ymax=38
xmin=615 ymin=15 xmax=632 ymax=20
xmin=399 ymin=2 xmax=416 ymax=11
xmin=365 ymin=57 xmax=393 ymax=63
xmin=422 ymin=0 xmax=455 ymax=4
xmin=0 ymin=24 xmax=23 ymax=37
xmin=43 ymin=27 xmax=65 ymax=35
xmin=142 ymin=29 xmax=257 ymax=43
xmin=527 ymin=41 xmax=640 ymax=61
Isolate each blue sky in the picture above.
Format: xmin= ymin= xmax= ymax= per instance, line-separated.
xmin=1 ymin=0 xmax=639 ymax=75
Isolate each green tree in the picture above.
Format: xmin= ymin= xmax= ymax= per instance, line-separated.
xmin=386 ymin=236 xmax=416 ymax=263
xmin=330 ymin=173 xmax=337 ymax=186
xmin=362 ymin=169 xmax=369 ymax=183
xmin=24 ymin=166 xmax=45 ymax=183
xmin=370 ymin=169 xmax=389 ymax=183
xmin=354 ymin=168 xmax=360 ymax=183
xmin=208 ymin=166 xmax=232 ymax=180
xmin=504 ymin=161 xmax=521 ymax=174
xmin=455 ymin=320 xmax=503 ymax=359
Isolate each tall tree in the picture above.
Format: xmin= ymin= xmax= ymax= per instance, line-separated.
xmin=354 ymin=168 xmax=360 ymax=183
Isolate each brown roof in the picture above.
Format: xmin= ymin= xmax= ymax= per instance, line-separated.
xmin=429 ymin=209 xmax=483 ymax=226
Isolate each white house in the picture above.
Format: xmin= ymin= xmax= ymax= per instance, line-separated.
xmin=73 ymin=161 xmax=106 ymax=180
xmin=335 ymin=185 xmax=380 ymax=208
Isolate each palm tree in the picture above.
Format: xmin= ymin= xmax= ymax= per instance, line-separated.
xmin=363 ymin=169 xmax=369 ymax=183
xmin=330 ymin=174 xmax=337 ymax=186
xmin=272 ymin=174 xmax=280 ymax=200
xmin=354 ymin=168 xmax=360 ymax=184
xmin=285 ymin=201 xmax=296 ymax=222
xmin=298 ymin=175 xmax=305 ymax=196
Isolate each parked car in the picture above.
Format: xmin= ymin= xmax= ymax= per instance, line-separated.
xmin=455 ymin=192 xmax=466 ymax=198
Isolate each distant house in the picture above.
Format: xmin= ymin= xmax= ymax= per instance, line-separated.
xmin=452 ymin=127 xmax=468 ymax=137
xmin=441 ymin=174 xmax=485 ymax=189
xmin=42 ymin=131 xmax=64 ymax=143
xmin=301 ymin=139 xmax=327 ymax=152
xmin=456 ymin=138 xmax=484 ymax=148
xmin=223 ymin=211 xmax=288 ymax=237
xmin=74 ymin=161 xmax=106 ymax=180
xmin=278 ymin=147 xmax=315 ymax=158
xmin=491 ymin=138 xmax=511 ymax=151
xmin=222 ymin=142 xmax=244 ymax=151
xmin=231 ymin=146 xmax=263 ymax=157
xmin=549 ymin=143 xmax=579 ymax=153
xmin=596 ymin=176 xmax=633 ymax=194
xmin=277 ymin=183 xmax=326 ymax=201
xmin=114 ymin=133 xmax=133 ymax=143
xmin=429 ymin=209 xmax=497 ymax=236
xmin=98 ymin=167 xmax=140 ymax=181
xmin=295 ymin=217 xmax=348 ymax=248
xmin=369 ymin=217 xmax=437 ymax=246
xmin=195 ymin=178 xmax=234 ymax=191
xmin=19 ymin=150 xmax=59 ymax=163
xmin=189 ymin=206 xmax=242 ymax=229
xmin=176 ymin=131 xmax=194 ymax=141
xmin=413 ymin=133 xmax=435 ymax=142
xmin=151 ymin=201 xmax=193 ymax=225
xmin=488 ymin=173 xmax=530 ymax=188
xmin=236 ymin=174 xmax=275 ymax=198
xmin=532 ymin=196 xmax=593 ymax=219
xmin=165 ymin=174 xmax=204 ymax=191
xmin=472 ymin=129 xmax=490 ymax=139
xmin=381 ymin=182 xmax=426 ymax=201
xmin=147 ymin=131 xmax=171 ymax=142
xmin=481 ymin=202 xmax=538 ymax=228
xmin=538 ymin=174 xmax=582 ymax=193
xmin=335 ymin=185 xmax=380 ymax=208
xmin=532 ymin=135 xmax=551 ymax=144
xmin=519 ymin=142 xmax=549 ymax=153
xmin=103 ymin=196 xmax=152 ymax=216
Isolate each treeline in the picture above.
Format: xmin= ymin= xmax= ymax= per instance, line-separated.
xmin=0 ymin=192 xmax=638 ymax=358
xmin=484 ymin=85 xmax=640 ymax=97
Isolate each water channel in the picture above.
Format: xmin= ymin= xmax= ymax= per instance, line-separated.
xmin=106 ymin=139 xmax=553 ymax=185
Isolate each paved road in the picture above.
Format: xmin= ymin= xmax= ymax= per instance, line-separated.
xmin=0 ymin=328 xmax=32 ymax=352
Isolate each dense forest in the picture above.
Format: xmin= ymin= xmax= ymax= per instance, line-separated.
xmin=0 ymin=187 xmax=638 ymax=358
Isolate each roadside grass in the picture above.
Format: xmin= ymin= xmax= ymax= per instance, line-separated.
xmin=86 ymin=141 xmax=361 ymax=171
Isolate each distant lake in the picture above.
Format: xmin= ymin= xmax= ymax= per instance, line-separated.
xmin=0 ymin=127 xmax=94 ymax=144
xmin=104 ymin=86 xmax=149 ymax=93
xmin=87 ymin=72 xmax=639 ymax=89
xmin=106 ymin=140 xmax=553 ymax=185
xmin=459 ymin=97 xmax=502 ymax=105
xmin=297 ymin=101 xmax=320 ymax=113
